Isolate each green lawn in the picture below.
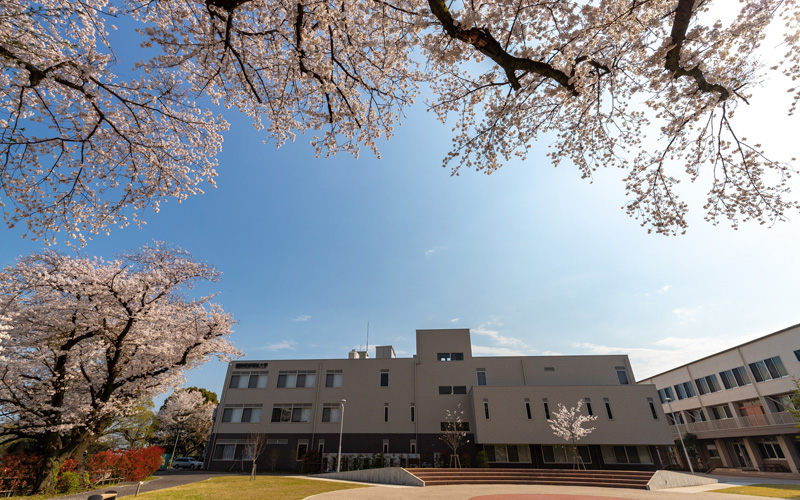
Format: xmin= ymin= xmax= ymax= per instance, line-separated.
xmin=133 ymin=476 xmax=371 ymax=500
xmin=713 ymin=484 xmax=800 ymax=499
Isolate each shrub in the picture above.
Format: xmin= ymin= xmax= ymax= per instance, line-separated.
xmin=476 ymin=450 xmax=489 ymax=468
xmin=56 ymin=471 xmax=82 ymax=494
xmin=0 ymin=448 xmax=43 ymax=492
xmin=116 ymin=446 xmax=165 ymax=481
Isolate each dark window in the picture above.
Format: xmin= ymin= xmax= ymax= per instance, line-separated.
xmin=322 ymin=407 xmax=331 ymax=422
xmin=222 ymin=408 xmax=233 ymax=422
xmin=452 ymin=352 xmax=464 ymax=360
xmin=543 ymin=401 xmax=550 ymax=419
xmin=453 ymin=386 xmax=467 ymax=394
xmin=604 ymin=399 xmax=613 ymax=419
xmin=648 ymin=399 xmax=658 ymax=419
xmin=616 ymin=368 xmax=629 ymax=385
xmin=248 ymin=375 xmax=258 ymax=388
xmin=484 ymin=402 xmax=490 ymax=419
xmin=380 ymin=372 xmax=389 ymax=387
xmin=277 ymin=374 xmax=287 ymax=388
xmin=525 ymin=402 xmax=532 ymax=420
xmin=477 ymin=371 xmax=487 ymax=386
xmin=437 ymin=353 xmax=450 ymax=361
xmin=795 ymin=349 xmax=800 ymax=362
xmin=384 ymin=406 xmax=389 ymax=422
xmin=585 ymin=399 xmax=593 ymax=416
xmin=439 ymin=386 xmax=452 ymax=395
xmin=441 ymin=421 xmax=470 ymax=431
xmin=383 ymin=442 xmax=389 ymax=454
xmin=326 ymin=374 xmax=334 ymax=387
xmin=229 ymin=375 xmax=240 ymax=389
xmin=411 ymin=406 xmax=415 ymax=422
xmin=241 ymin=407 xmax=252 ymax=422
xmin=271 ymin=408 xmax=282 ymax=422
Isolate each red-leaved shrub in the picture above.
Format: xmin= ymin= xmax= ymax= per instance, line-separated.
xmin=87 ymin=447 xmax=164 ymax=482
xmin=0 ymin=449 xmax=43 ymax=492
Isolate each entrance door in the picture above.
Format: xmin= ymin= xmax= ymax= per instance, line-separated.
xmin=729 ymin=442 xmax=753 ymax=468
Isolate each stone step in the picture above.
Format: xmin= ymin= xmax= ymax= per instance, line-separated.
xmin=404 ymin=468 xmax=654 ymax=489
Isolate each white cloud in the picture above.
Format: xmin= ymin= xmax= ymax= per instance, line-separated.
xmin=473 ymin=321 xmax=526 ymax=349
xmin=671 ymin=307 xmax=696 ymax=323
xmin=424 ymin=247 xmax=444 ymax=257
xmin=659 ymin=285 xmax=671 ymax=293
xmin=472 ymin=345 xmax=527 ymax=356
xmin=573 ymin=333 xmax=757 ymax=380
xmin=293 ymin=315 xmax=311 ymax=322
xmin=450 ymin=318 xmax=460 ymax=324
xmin=262 ymin=340 xmax=297 ymax=351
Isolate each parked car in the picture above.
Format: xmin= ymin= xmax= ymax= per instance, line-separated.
xmin=172 ymin=457 xmax=204 ymax=470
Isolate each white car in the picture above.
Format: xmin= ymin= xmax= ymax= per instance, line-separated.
xmin=172 ymin=457 xmax=204 ymax=470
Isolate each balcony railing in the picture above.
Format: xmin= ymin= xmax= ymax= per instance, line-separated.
xmin=669 ymin=411 xmax=797 ymax=437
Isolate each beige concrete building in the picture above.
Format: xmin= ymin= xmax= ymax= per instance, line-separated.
xmin=638 ymin=323 xmax=800 ymax=474
xmin=207 ymin=328 xmax=673 ymax=471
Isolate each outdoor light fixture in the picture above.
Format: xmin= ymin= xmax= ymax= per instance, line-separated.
xmin=337 ymin=399 xmax=346 ymax=473
xmin=665 ymin=397 xmax=694 ymax=475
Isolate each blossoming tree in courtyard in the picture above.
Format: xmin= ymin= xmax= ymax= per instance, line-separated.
xmin=0 ymin=242 xmax=239 ymax=493
xmin=2 ymin=0 xmax=800 ymax=240
xmin=547 ymin=400 xmax=598 ymax=469
xmin=157 ymin=388 xmax=216 ymax=460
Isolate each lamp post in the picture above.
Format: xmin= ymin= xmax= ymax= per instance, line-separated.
xmin=666 ymin=398 xmax=694 ymax=474
xmin=336 ymin=399 xmax=346 ymax=472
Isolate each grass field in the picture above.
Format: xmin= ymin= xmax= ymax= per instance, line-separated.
xmin=133 ymin=476 xmax=371 ymax=500
xmin=713 ymin=484 xmax=800 ymax=499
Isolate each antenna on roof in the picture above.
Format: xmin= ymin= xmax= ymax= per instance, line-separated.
xmin=366 ymin=321 xmax=369 ymax=356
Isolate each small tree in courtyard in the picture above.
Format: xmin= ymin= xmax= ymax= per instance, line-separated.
xmin=440 ymin=405 xmax=469 ymax=468
xmin=548 ymin=400 xmax=598 ymax=469
xmin=246 ymin=432 xmax=269 ymax=480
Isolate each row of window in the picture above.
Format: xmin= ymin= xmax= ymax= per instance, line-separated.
xmin=229 ymin=370 xmax=344 ymax=389
xmin=664 ymin=394 xmax=798 ymax=424
xmin=656 ymin=355 xmax=791 ymax=403
xmin=483 ymin=444 xmax=652 ymax=465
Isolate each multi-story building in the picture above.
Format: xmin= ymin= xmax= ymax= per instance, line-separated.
xmin=638 ymin=323 xmax=800 ymax=474
xmin=207 ymin=328 xmax=673 ymax=472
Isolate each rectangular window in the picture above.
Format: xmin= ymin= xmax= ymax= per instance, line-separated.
xmin=585 ymin=398 xmax=593 ymax=416
xmin=384 ymin=405 xmax=389 ymax=422
xmin=383 ymin=439 xmax=390 ymax=454
xmin=441 ymin=421 xmax=470 ymax=431
xmin=686 ymin=409 xmax=706 ymax=423
xmin=380 ymin=371 xmax=389 ymax=387
xmin=321 ymin=404 xmax=342 ymax=423
xmin=271 ymin=404 xmax=311 ymax=423
xmin=749 ymin=356 xmax=789 ymax=383
xmin=616 ymin=367 xmax=629 ymax=385
xmin=410 ymin=404 xmax=415 ymax=422
xmin=276 ymin=371 xmax=315 ymax=388
xmin=604 ymin=398 xmax=613 ymax=419
xmin=229 ymin=375 xmax=240 ymax=389
xmin=710 ymin=404 xmax=733 ymax=420
xmin=484 ymin=400 xmax=490 ymax=419
xmin=439 ymin=385 xmax=467 ymax=395
xmin=543 ymin=399 xmax=550 ymax=419
xmin=221 ymin=405 xmax=262 ymax=423
xmin=453 ymin=386 xmax=467 ymax=394
xmin=795 ymin=349 xmax=800 ymax=362
xmin=541 ymin=445 xmax=591 ymax=464
xmin=707 ymin=444 xmax=720 ymax=458
xmin=410 ymin=440 xmax=417 ymax=454
xmin=439 ymin=386 xmax=453 ymax=395
xmin=544 ymin=367 xmax=555 ymax=372
xmin=694 ymin=374 xmax=721 ymax=395
xmin=601 ymin=446 xmax=653 ymax=464
xmin=657 ymin=387 xmax=676 ymax=403
xmin=477 ymin=370 xmax=487 ymax=386
xmin=719 ymin=366 xmax=751 ymax=389
xmin=525 ymin=400 xmax=532 ymax=420
xmin=648 ymin=398 xmax=658 ymax=419
xmin=229 ymin=372 xmax=268 ymax=389
xmin=325 ymin=370 xmax=343 ymax=388
xmin=437 ymin=352 xmax=451 ymax=361
xmin=484 ymin=445 xmax=532 ymax=463
xmin=769 ymin=394 xmax=797 ymax=412
xmin=437 ymin=352 xmax=464 ymax=361
xmin=757 ymin=441 xmax=786 ymax=459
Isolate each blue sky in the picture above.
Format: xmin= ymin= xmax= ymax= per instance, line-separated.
xmin=1 ymin=7 xmax=799 ymax=402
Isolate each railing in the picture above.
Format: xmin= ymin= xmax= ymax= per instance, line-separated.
xmin=669 ymin=410 xmax=797 ymax=437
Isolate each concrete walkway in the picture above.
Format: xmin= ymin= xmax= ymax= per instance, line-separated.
xmin=304 ymin=473 xmax=800 ymax=500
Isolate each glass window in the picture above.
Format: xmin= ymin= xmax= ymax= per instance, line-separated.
xmin=453 ymin=386 xmax=467 ymax=394
xmin=452 ymin=352 xmax=464 ymax=360
xmin=749 ymin=356 xmax=788 ymax=382
xmin=604 ymin=398 xmax=613 ymax=419
xmin=439 ymin=386 xmax=452 ymax=395
xmin=484 ymin=401 xmax=490 ymax=419
xmin=325 ymin=371 xmax=342 ymax=387
xmin=525 ymin=401 xmax=532 ymax=420
xmin=648 ymin=398 xmax=658 ymax=419
xmin=380 ymin=372 xmax=389 ymax=387
xmin=229 ymin=375 xmax=240 ymax=389
xmin=616 ymin=367 xmax=629 ymax=385
xmin=543 ymin=400 xmax=550 ymax=419
xmin=477 ymin=371 xmax=487 ymax=386
xmin=437 ymin=353 xmax=450 ymax=361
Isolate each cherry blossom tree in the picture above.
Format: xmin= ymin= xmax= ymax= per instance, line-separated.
xmin=2 ymin=0 xmax=799 ymax=238
xmin=547 ymin=400 xmax=598 ymax=469
xmin=103 ymin=399 xmax=158 ymax=449
xmin=0 ymin=242 xmax=239 ymax=493
xmin=156 ymin=388 xmax=216 ymax=460
xmin=440 ymin=405 xmax=469 ymax=467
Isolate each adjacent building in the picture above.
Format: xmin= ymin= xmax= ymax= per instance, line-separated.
xmin=638 ymin=323 xmax=800 ymax=474
xmin=207 ymin=328 xmax=673 ymax=471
